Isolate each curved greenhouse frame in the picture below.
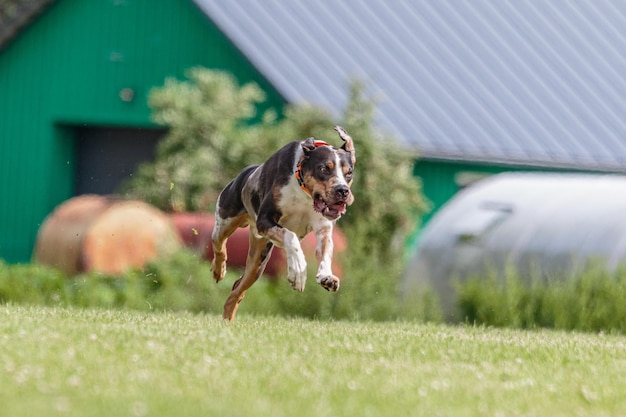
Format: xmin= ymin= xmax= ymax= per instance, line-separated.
xmin=404 ymin=173 xmax=626 ymax=316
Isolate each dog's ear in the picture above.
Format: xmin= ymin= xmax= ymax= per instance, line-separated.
xmin=334 ymin=126 xmax=356 ymax=165
xmin=302 ymin=137 xmax=316 ymax=156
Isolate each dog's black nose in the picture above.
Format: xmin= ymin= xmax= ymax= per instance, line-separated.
xmin=334 ymin=185 xmax=350 ymax=200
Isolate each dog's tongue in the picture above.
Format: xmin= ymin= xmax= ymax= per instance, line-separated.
xmin=313 ymin=199 xmax=347 ymax=218
xmin=329 ymin=202 xmax=347 ymax=215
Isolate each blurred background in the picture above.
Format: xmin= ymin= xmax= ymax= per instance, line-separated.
xmin=3 ymin=0 xmax=626 ymax=328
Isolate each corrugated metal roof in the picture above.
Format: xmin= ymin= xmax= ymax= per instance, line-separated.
xmin=194 ymin=0 xmax=626 ymax=171
xmin=0 ymin=0 xmax=54 ymax=50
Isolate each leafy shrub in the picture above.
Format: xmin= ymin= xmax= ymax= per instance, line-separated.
xmin=8 ymin=254 xmax=626 ymax=333
xmin=0 ymin=262 xmax=68 ymax=305
xmin=123 ymin=68 xmax=428 ymax=252
xmin=456 ymin=264 xmax=626 ymax=333
xmin=0 ymin=254 xmax=231 ymax=313
xmin=338 ymin=82 xmax=429 ymax=262
xmin=121 ymin=69 xmax=266 ymax=212
xmin=0 ymin=252 xmax=443 ymax=322
xmin=239 ymin=250 xmax=443 ymax=322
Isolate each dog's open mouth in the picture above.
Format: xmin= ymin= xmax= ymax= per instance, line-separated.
xmin=313 ymin=195 xmax=347 ymax=220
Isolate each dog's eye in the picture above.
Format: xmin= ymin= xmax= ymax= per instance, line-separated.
xmin=319 ymin=165 xmax=330 ymax=175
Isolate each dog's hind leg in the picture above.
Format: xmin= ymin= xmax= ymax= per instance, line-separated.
xmin=212 ymin=165 xmax=258 ymax=283
xmin=211 ymin=212 xmax=248 ymax=283
xmin=223 ymin=234 xmax=274 ymax=321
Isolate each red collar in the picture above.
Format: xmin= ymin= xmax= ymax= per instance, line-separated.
xmin=294 ymin=140 xmax=330 ymax=195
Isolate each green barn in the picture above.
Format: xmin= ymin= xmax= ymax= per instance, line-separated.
xmin=0 ymin=0 xmax=284 ymax=262
xmin=4 ymin=1 xmax=626 ymax=263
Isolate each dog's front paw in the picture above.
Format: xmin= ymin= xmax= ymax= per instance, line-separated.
xmin=317 ymin=275 xmax=340 ymax=292
xmin=284 ymin=232 xmax=307 ymax=292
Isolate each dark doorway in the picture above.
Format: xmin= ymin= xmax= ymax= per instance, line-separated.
xmin=74 ymin=127 xmax=165 ymax=195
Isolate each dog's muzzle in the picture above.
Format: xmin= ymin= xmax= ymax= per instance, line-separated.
xmin=313 ymin=185 xmax=351 ymax=220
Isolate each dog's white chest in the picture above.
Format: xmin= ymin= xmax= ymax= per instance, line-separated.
xmin=277 ymin=179 xmax=326 ymax=238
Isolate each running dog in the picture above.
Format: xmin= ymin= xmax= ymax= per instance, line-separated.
xmin=211 ymin=126 xmax=356 ymax=321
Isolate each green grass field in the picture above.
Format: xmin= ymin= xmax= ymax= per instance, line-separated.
xmin=1 ymin=304 xmax=625 ymax=417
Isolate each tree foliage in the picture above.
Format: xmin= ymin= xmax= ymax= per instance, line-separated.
xmin=122 ymin=68 xmax=428 ymax=259
xmin=122 ymin=68 xmax=266 ymax=212
xmin=338 ymin=82 xmax=429 ymax=260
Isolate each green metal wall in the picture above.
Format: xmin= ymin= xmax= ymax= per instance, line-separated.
xmin=0 ymin=0 xmax=285 ymax=263
xmin=414 ymin=160 xmax=508 ymax=225
xmin=413 ymin=159 xmax=588 ymax=225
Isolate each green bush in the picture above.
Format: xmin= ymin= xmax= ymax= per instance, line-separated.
xmin=338 ymin=82 xmax=429 ymax=262
xmin=239 ymin=250 xmax=443 ymax=322
xmin=120 ymin=69 xmax=267 ymax=212
xmin=7 ymin=254 xmax=626 ymax=333
xmin=0 ymin=252 xmax=443 ymax=322
xmin=123 ymin=68 xmax=428 ymax=252
xmin=456 ymin=264 xmax=626 ymax=333
xmin=0 ymin=253 xmax=232 ymax=313
xmin=0 ymin=262 xmax=67 ymax=305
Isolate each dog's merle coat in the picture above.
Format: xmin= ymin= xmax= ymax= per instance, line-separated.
xmin=212 ymin=126 xmax=356 ymax=321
